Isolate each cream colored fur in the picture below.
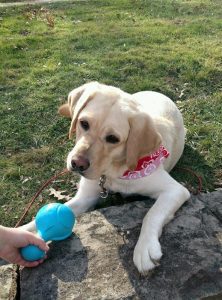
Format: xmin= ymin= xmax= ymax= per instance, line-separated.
xmin=23 ymin=82 xmax=190 ymax=274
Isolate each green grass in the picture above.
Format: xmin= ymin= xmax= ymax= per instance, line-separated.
xmin=0 ymin=0 xmax=221 ymax=226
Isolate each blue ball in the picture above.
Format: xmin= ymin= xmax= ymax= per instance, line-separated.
xmin=21 ymin=244 xmax=45 ymax=262
xmin=20 ymin=203 xmax=75 ymax=262
xmin=36 ymin=203 xmax=75 ymax=241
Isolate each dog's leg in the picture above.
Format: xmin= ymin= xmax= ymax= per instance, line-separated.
xmin=133 ymin=169 xmax=190 ymax=274
xmin=20 ymin=220 xmax=36 ymax=232
xmin=65 ymin=176 xmax=100 ymax=215
xmin=21 ymin=177 xmax=100 ymax=233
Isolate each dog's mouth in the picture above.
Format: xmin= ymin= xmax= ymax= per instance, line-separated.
xmin=68 ymin=163 xmax=100 ymax=180
xmin=75 ymin=169 xmax=85 ymax=177
xmin=68 ymin=165 xmax=87 ymax=177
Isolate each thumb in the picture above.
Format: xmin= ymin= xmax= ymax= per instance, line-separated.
xmin=26 ymin=232 xmax=49 ymax=252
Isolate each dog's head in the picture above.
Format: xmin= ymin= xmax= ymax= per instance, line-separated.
xmin=59 ymin=82 xmax=161 ymax=179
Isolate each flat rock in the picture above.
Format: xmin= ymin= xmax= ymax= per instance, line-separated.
xmin=20 ymin=191 xmax=222 ymax=299
xmin=0 ymin=264 xmax=17 ymax=300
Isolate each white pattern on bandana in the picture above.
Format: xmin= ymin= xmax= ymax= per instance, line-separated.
xmin=120 ymin=145 xmax=169 ymax=180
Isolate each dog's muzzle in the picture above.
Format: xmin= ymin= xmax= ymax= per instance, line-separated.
xmin=70 ymin=156 xmax=90 ymax=173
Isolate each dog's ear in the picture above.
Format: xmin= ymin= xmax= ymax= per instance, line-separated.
xmin=58 ymin=82 xmax=97 ymax=139
xmin=58 ymin=103 xmax=72 ymax=118
xmin=126 ymin=113 xmax=162 ymax=170
xmin=69 ymin=90 xmax=95 ymax=139
xmin=58 ymin=84 xmax=88 ymax=119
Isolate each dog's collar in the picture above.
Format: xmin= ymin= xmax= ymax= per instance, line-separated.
xmin=99 ymin=175 xmax=109 ymax=199
xmin=120 ymin=145 xmax=169 ymax=180
xmin=98 ymin=146 xmax=169 ymax=198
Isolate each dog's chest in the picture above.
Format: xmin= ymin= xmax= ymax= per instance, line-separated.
xmin=105 ymin=177 xmax=147 ymax=196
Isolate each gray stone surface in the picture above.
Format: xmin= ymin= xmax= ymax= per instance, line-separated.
xmin=0 ymin=264 xmax=17 ymax=300
xmin=19 ymin=191 xmax=222 ymax=300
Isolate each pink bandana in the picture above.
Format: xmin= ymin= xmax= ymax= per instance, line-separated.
xmin=120 ymin=145 xmax=169 ymax=180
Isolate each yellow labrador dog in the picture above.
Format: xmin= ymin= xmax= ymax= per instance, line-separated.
xmin=25 ymin=82 xmax=190 ymax=274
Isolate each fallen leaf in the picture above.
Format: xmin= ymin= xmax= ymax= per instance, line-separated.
xmin=48 ymin=187 xmax=72 ymax=201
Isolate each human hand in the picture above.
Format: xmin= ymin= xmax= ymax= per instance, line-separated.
xmin=0 ymin=226 xmax=49 ymax=267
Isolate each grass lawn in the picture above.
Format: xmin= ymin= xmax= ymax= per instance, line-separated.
xmin=0 ymin=0 xmax=221 ymax=227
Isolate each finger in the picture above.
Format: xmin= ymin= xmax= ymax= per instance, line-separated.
xmin=27 ymin=234 xmax=49 ymax=251
xmin=15 ymin=253 xmax=47 ymax=267
xmin=23 ymin=256 xmax=48 ymax=267
xmin=15 ymin=256 xmax=40 ymax=267
xmin=18 ymin=258 xmax=44 ymax=268
xmin=23 ymin=261 xmax=40 ymax=268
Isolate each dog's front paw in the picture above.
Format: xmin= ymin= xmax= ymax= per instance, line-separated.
xmin=133 ymin=236 xmax=162 ymax=274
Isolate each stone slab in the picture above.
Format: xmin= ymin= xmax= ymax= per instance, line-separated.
xmin=0 ymin=264 xmax=17 ymax=300
xmin=20 ymin=191 xmax=222 ymax=299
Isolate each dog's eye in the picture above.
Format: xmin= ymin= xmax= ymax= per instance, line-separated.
xmin=80 ymin=120 xmax=89 ymax=131
xmin=105 ymin=135 xmax=119 ymax=144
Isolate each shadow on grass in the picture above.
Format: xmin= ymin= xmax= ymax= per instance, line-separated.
xmin=171 ymin=144 xmax=216 ymax=193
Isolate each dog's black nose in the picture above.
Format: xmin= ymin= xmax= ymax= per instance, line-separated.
xmin=71 ymin=156 xmax=90 ymax=172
